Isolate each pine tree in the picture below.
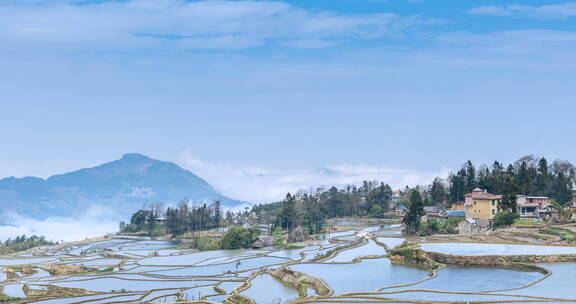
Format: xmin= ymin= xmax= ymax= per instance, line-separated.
xmin=430 ymin=177 xmax=448 ymax=207
xmin=536 ymin=157 xmax=550 ymax=197
xmin=278 ymin=193 xmax=297 ymax=231
xmin=402 ymin=189 xmax=425 ymax=235
xmin=465 ymin=160 xmax=476 ymax=192
xmin=501 ymin=175 xmax=519 ymax=213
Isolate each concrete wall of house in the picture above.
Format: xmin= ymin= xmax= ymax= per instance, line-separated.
xmin=452 ymin=203 xmax=465 ymax=210
xmin=458 ymin=220 xmax=491 ymax=235
xmin=468 ymin=198 xmax=498 ymax=220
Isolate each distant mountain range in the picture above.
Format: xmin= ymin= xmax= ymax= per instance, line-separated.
xmin=0 ymin=153 xmax=249 ymax=219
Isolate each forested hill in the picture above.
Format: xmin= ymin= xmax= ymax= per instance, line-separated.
xmin=0 ymin=153 xmax=249 ymax=219
xmin=446 ymin=156 xmax=574 ymax=206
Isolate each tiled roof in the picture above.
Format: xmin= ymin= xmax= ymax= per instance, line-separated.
xmin=447 ymin=210 xmax=465 ymax=217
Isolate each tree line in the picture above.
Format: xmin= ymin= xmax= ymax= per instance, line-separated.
xmin=120 ymin=155 xmax=573 ymax=239
xmin=252 ymin=155 xmax=574 ymax=236
xmin=0 ymin=235 xmax=55 ymax=254
xmin=121 ymin=199 xmax=266 ymax=250
xmin=446 ymin=156 xmax=574 ymax=207
xmin=121 ymin=199 xmax=222 ymax=237
xmin=397 ymin=156 xmax=574 ymax=213
xmin=252 ymin=181 xmax=396 ymax=236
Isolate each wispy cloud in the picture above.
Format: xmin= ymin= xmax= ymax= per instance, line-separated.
xmin=427 ymin=30 xmax=576 ymax=70
xmin=179 ymin=151 xmax=450 ymax=203
xmin=0 ymin=205 xmax=118 ymax=242
xmin=0 ymin=0 xmax=436 ymax=51
xmin=468 ymin=2 xmax=576 ymax=19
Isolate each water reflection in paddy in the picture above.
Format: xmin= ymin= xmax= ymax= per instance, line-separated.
xmin=218 ymin=280 xmax=243 ymax=293
xmin=324 ymin=240 xmax=386 ymax=263
xmin=290 ymin=258 xmax=429 ymax=294
xmin=317 ymin=231 xmax=355 ymax=240
xmin=420 ymin=242 xmax=576 ymax=255
xmin=386 ymin=266 xmax=544 ymax=292
xmin=343 ymin=293 xmax=538 ymax=303
xmin=508 ymin=263 xmax=576 ymax=299
xmin=139 ymin=290 xmax=179 ymax=303
xmin=66 ymin=258 xmax=122 ymax=266
xmin=242 ymin=274 xmax=299 ymax=304
xmin=26 ymin=293 xmax=141 ymax=304
xmin=205 ymin=294 xmax=227 ymax=303
xmin=52 ymin=277 xmax=216 ymax=292
xmin=2 ymin=283 xmax=26 ymax=298
xmin=373 ymin=230 xmax=402 ymax=237
xmin=147 ymin=256 xmax=288 ymax=277
xmin=140 ymin=249 xmax=264 ymax=266
xmin=81 ymin=293 xmax=145 ymax=304
xmin=268 ymin=245 xmax=320 ymax=260
xmin=8 ymin=226 xmax=576 ymax=304
xmin=182 ymin=285 xmax=220 ymax=300
xmin=376 ymin=237 xmax=405 ymax=249
xmin=0 ymin=257 xmax=55 ymax=265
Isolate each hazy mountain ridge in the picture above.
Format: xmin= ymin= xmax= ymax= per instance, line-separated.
xmin=0 ymin=153 xmax=249 ymax=219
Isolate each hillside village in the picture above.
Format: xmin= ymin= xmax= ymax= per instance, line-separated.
xmin=119 ymin=167 xmax=576 ymax=249
xmin=393 ymin=187 xmax=576 ymax=235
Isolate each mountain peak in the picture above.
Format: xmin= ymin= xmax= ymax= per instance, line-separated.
xmin=0 ymin=153 xmax=248 ymax=219
xmin=120 ymin=153 xmax=153 ymax=162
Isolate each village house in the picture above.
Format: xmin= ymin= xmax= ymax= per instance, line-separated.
xmin=464 ymin=188 xmax=502 ymax=220
xmin=395 ymin=204 xmax=408 ymax=216
xmin=516 ymin=195 xmax=552 ymax=220
xmin=447 ymin=210 xmax=465 ymax=219
xmin=252 ymin=236 xmax=274 ymax=249
xmin=154 ymin=217 xmax=166 ymax=225
xmin=257 ymin=224 xmax=273 ymax=235
xmin=423 ymin=206 xmax=441 ymax=214
xmin=458 ymin=218 xmax=491 ymax=235
xmin=451 ymin=202 xmax=465 ymax=210
xmin=423 ymin=206 xmax=447 ymax=219
xmin=391 ymin=190 xmax=402 ymax=204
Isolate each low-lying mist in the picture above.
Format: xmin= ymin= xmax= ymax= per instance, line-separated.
xmin=0 ymin=205 xmax=118 ymax=243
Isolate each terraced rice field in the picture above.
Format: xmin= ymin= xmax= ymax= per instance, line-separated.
xmin=1 ymin=224 xmax=575 ymax=303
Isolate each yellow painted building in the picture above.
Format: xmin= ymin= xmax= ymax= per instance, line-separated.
xmin=464 ymin=188 xmax=502 ymax=220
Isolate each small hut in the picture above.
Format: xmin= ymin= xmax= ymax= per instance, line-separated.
xmin=252 ymin=236 xmax=274 ymax=249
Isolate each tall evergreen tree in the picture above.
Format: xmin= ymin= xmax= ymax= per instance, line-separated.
xmin=214 ymin=200 xmax=222 ymax=228
xmin=464 ymin=160 xmax=476 ymax=192
xmin=536 ymin=158 xmax=550 ymax=197
xmin=430 ymin=177 xmax=448 ymax=207
xmin=491 ymin=161 xmax=505 ymax=194
xmin=501 ymin=175 xmax=519 ymax=213
xmin=402 ymin=189 xmax=425 ymax=235
xmin=278 ymin=193 xmax=297 ymax=231
xmin=449 ymin=168 xmax=467 ymax=203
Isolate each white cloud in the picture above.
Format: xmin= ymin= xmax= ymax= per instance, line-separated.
xmin=179 ymin=151 xmax=450 ymax=203
xmin=0 ymin=205 xmax=118 ymax=242
xmin=469 ymin=2 xmax=576 ymax=19
xmin=0 ymin=0 xmax=433 ymax=51
xmin=468 ymin=5 xmax=513 ymax=17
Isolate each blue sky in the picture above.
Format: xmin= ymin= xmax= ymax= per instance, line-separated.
xmin=1 ymin=0 xmax=575 ymax=201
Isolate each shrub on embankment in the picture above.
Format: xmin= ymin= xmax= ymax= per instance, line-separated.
xmin=388 ymin=240 xmax=441 ymax=270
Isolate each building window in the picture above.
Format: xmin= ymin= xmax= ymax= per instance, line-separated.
xmin=492 ymin=209 xmax=496 ymax=215
xmin=492 ymin=200 xmax=495 ymax=206
xmin=473 ymin=201 xmax=476 ymax=205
